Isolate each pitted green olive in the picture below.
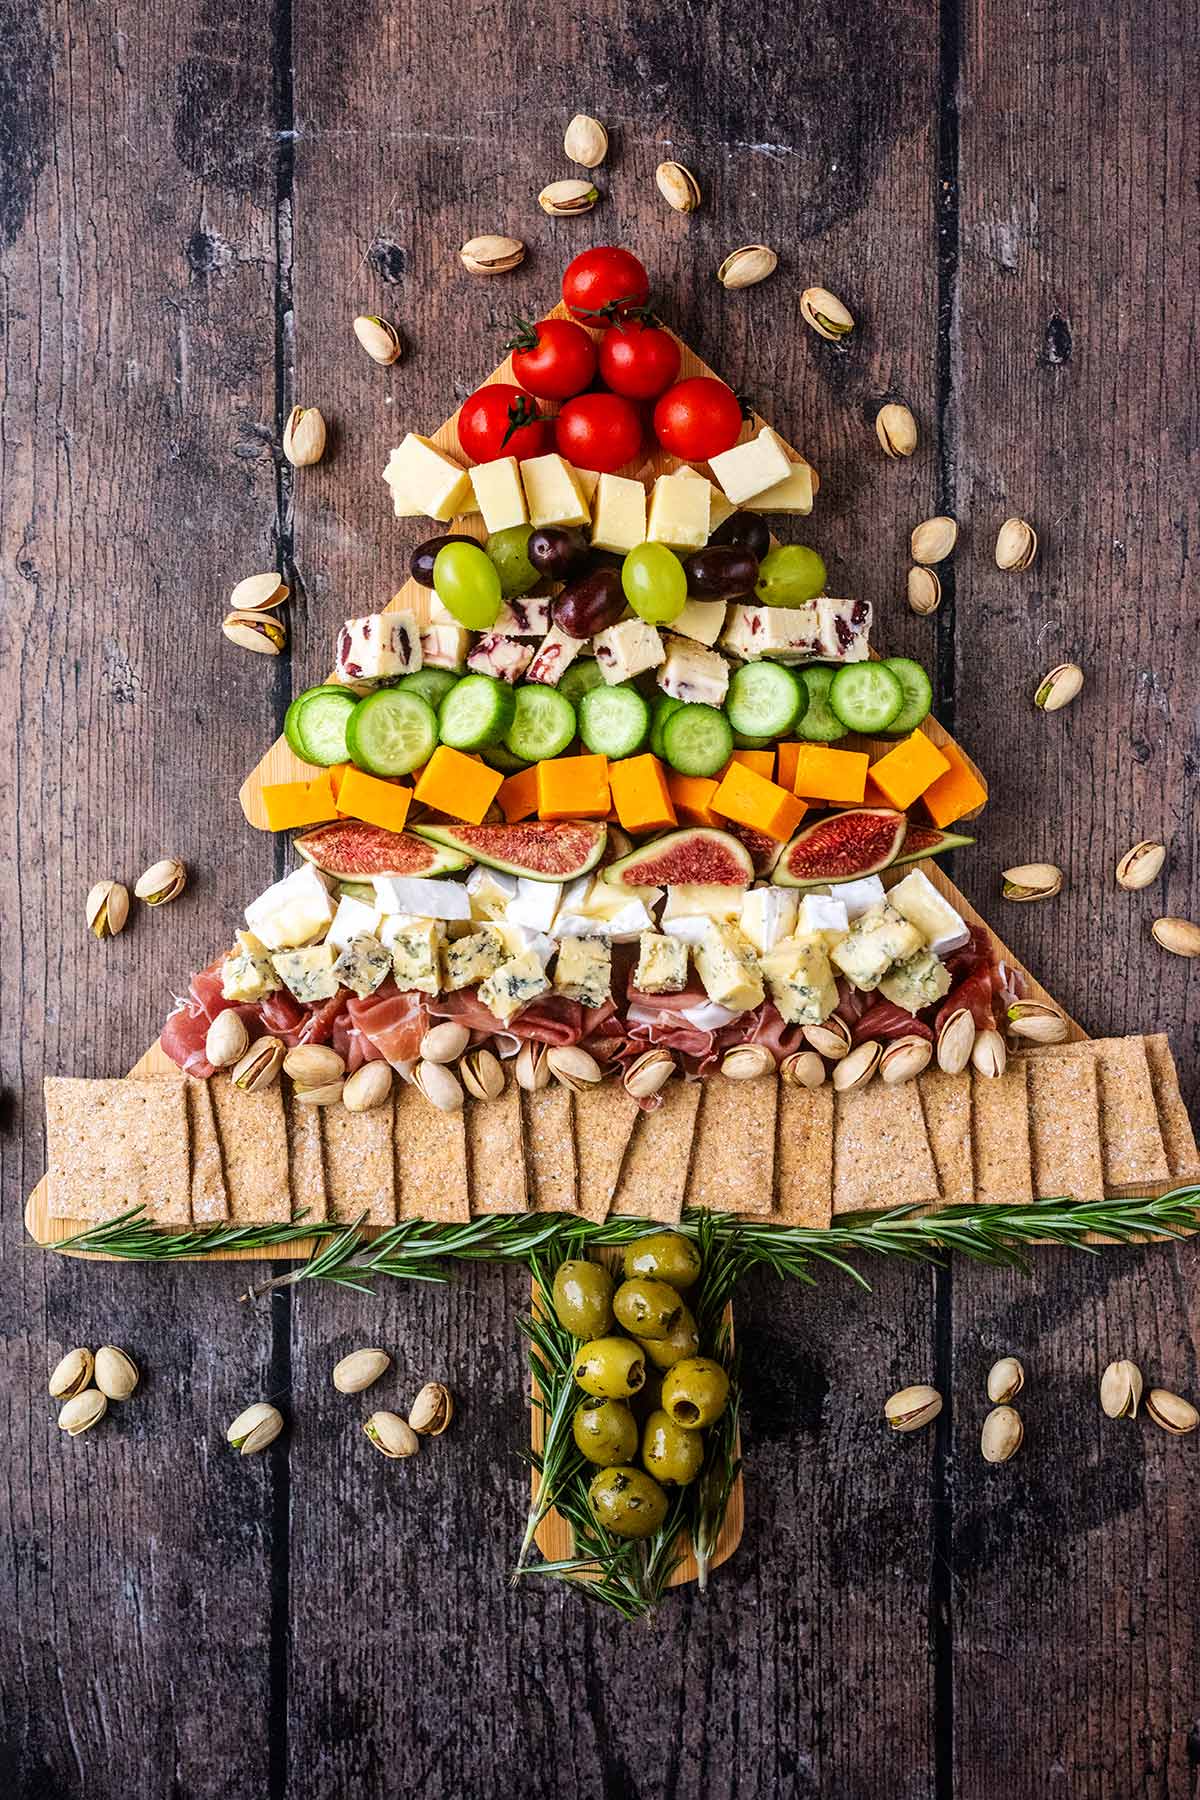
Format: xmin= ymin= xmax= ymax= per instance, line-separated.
xmin=572 ymin=1399 xmax=638 ymax=1466
xmin=622 ymin=1231 xmax=702 ymax=1290
xmin=637 ymin=1303 xmax=700 ymax=1370
xmin=641 ymin=1408 xmax=705 ymax=1485
xmin=573 ymin=1336 xmax=646 ymax=1399
xmin=552 ymin=1258 xmax=614 ymax=1338
xmin=612 ymin=1277 xmax=683 ymax=1341
xmin=660 ymin=1357 xmax=730 ymax=1429
xmin=587 ymin=1465 xmax=669 ymax=1538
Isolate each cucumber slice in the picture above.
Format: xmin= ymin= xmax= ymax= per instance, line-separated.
xmin=557 ymin=657 xmax=606 ymax=710
xmin=504 ymin=685 xmax=576 ymax=762
xmin=397 ymin=668 xmax=459 ymax=711
xmin=725 ymin=662 xmax=804 ymax=739
xmin=287 ymin=686 xmax=359 ymax=766
xmin=481 ymin=739 xmax=532 ymax=774
xmin=346 ymin=689 xmax=438 ymax=776
xmin=649 ymin=695 xmax=685 ymax=759
xmin=661 ymin=702 xmax=734 ymax=777
xmin=792 ymin=666 xmax=848 ymax=742
xmin=881 ymin=657 xmax=934 ymax=735
xmin=437 ymin=673 xmax=516 ymax=750
xmin=732 ymin=731 xmax=774 ymax=749
xmin=578 ymin=683 xmax=650 ymax=759
xmin=828 ymin=663 xmax=904 ymax=734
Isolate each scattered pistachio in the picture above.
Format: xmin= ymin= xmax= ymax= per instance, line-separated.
xmin=1115 ymin=840 xmax=1166 ymax=891
xmin=419 ymin=1022 xmax=471 ymax=1065
xmin=832 ymin=1038 xmax=881 ymax=1094
xmin=623 ymin=1048 xmax=675 ymax=1100
xmin=49 ymin=1348 xmax=94 ymax=1401
xmin=656 ymin=160 xmax=702 ymax=214
xmin=94 ymin=1345 xmax=139 ymax=1401
xmin=231 ymin=1035 xmax=285 ymax=1094
xmin=229 ymin=571 xmax=288 ymax=611
xmin=879 ymin=1035 xmax=932 ymax=1085
xmin=515 ymin=1041 xmax=550 ymax=1092
xmin=227 ymin=1401 xmax=284 ymax=1455
xmin=717 ymin=245 xmax=777 ymax=289
xmin=352 ymin=314 xmax=403 ymax=366
xmin=283 ymin=1045 xmax=345 ymax=1088
xmin=910 ymin=516 xmax=958 ymax=565
xmin=293 ymin=1079 xmax=345 ymax=1107
xmin=884 ymin=1384 xmax=942 ymax=1433
xmin=1034 ymin=662 xmax=1084 ymax=713
xmin=414 ymin=1059 xmax=464 ymax=1112
xmin=538 ymin=179 xmax=599 ymax=217
xmin=971 ymin=1027 xmax=1007 ymax=1078
xmin=720 ymin=1043 xmax=776 ymax=1081
xmin=987 ymin=1356 xmax=1025 ymax=1404
xmin=780 ymin=1049 xmax=827 ymax=1089
xmin=86 ymin=879 xmax=129 ymax=941
xmin=547 ymin=1045 xmax=604 ymax=1091
xmin=459 ymin=234 xmax=526 ymax=276
xmin=1006 ymin=999 xmax=1070 ymax=1045
xmin=800 ymin=286 xmax=854 ymax=341
xmin=803 ymin=1018 xmax=852 ymax=1061
xmin=1002 ymin=862 xmax=1063 ymax=902
xmin=408 ymin=1381 xmax=454 ymax=1436
xmin=343 ymin=1062 xmax=394 ymax=1113
xmin=58 ymin=1389 xmax=107 ymax=1437
xmin=936 ymin=1007 xmax=976 ymax=1075
xmin=906 ymin=566 xmax=942 ymax=616
xmin=980 ymin=1404 xmax=1024 ymax=1463
xmin=1146 ymin=1389 xmax=1199 ymax=1436
xmin=282 ymin=405 xmax=326 ymax=467
xmin=333 ymin=1348 xmax=391 ymax=1395
xmin=222 ymin=610 xmax=286 ymax=655
xmin=1151 ymin=916 xmax=1200 ymax=958
xmin=563 ymin=113 xmax=608 ymax=168
xmin=1100 ymin=1358 xmax=1143 ymax=1419
xmin=876 ymin=402 xmax=918 ymax=458
xmin=461 ymin=1048 xmax=505 ymax=1102
xmin=364 ymin=1410 xmax=419 ymax=1459
xmin=134 ymin=856 xmax=186 ymax=907
xmin=995 ymin=516 xmax=1038 ymax=571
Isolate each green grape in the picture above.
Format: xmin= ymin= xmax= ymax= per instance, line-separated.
xmin=755 ymin=544 xmax=827 ymax=607
xmin=485 ymin=524 xmax=539 ymax=600
xmin=432 ymin=541 xmax=502 ymax=628
xmin=621 ymin=542 xmax=687 ymax=625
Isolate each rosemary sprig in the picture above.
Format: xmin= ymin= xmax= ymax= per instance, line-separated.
xmin=48 ymin=1207 xmax=345 ymax=1263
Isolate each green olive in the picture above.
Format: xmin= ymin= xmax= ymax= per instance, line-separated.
xmin=623 ymin=1230 xmax=703 ymax=1290
xmin=587 ymin=1465 xmax=670 ymax=1539
xmin=660 ymin=1356 xmax=730 ymax=1429
xmin=641 ymin=1408 xmax=705 ymax=1485
xmin=612 ymin=1277 xmax=683 ymax=1341
xmin=551 ymin=1258 xmax=614 ymax=1338
xmin=573 ymin=1399 xmax=639 ymax=1466
xmin=573 ymin=1336 xmax=646 ymax=1399
xmin=637 ymin=1303 xmax=701 ymax=1370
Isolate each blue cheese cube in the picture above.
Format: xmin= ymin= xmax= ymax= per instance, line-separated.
xmin=335 ymin=612 xmax=422 ymax=683
xmin=443 ymin=926 xmax=507 ymax=991
xmin=380 ymin=916 xmax=444 ymax=995
xmin=878 ymin=949 xmax=954 ymax=1015
xmin=221 ymin=930 xmax=282 ymax=1002
xmin=694 ymin=922 xmax=764 ymax=1013
xmin=553 ymin=937 xmax=612 ymax=1007
xmin=271 ymin=944 xmax=341 ymax=1002
xmin=830 ymin=902 xmax=924 ymax=992
xmin=331 ymin=933 xmax=393 ymax=998
xmin=633 ymin=932 xmax=689 ymax=994
xmin=478 ymin=950 xmax=551 ymax=1024
xmin=758 ymin=936 xmax=839 ymax=1025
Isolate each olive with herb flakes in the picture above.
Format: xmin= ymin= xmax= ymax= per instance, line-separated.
xmin=552 ymin=1258 xmax=615 ymax=1338
xmin=661 ymin=1357 xmax=730 ymax=1429
xmin=637 ymin=1304 xmax=701 ymax=1370
xmin=613 ymin=1278 xmax=683 ymax=1342
xmin=574 ymin=1336 xmax=646 ymax=1399
xmin=622 ymin=1231 xmax=702 ymax=1291
xmin=587 ymin=1465 xmax=669 ymax=1538
xmin=573 ymin=1398 xmax=639 ymax=1466
xmin=641 ymin=1409 xmax=705 ymax=1486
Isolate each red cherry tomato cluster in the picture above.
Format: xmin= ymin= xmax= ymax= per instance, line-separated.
xmin=456 ymin=247 xmax=745 ymax=472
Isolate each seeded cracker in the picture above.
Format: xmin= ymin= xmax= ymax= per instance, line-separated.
xmin=918 ymin=1069 xmax=974 ymax=1209
xmin=135 ymin=1077 xmax=192 ymax=1223
xmin=1024 ymin=1037 xmax=1170 ymax=1188
xmin=833 ymin=1080 xmax=939 ymax=1214
xmin=210 ymin=1076 xmax=291 ymax=1222
xmin=44 ymin=1077 xmax=176 ymax=1222
xmin=523 ymin=1085 xmax=579 ymax=1213
xmin=1143 ymin=1033 xmax=1200 ymax=1181
xmin=611 ymin=1080 xmax=701 ymax=1222
xmin=572 ymin=1083 xmax=641 ymax=1221
xmin=286 ymin=1090 xmax=327 ymax=1222
xmin=467 ymin=1083 xmax=529 ymax=1214
xmin=775 ymin=1081 xmax=833 ymax=1227
xmin=188 ymin=1078 xmax=229 ymax=1224
xmin=395 ymin=1082 xmax=470 ymax=1221
xmin=686 ymin=1076 xmax=778 ymax=1215
xmin=1025 ymin=1053 xmax=1104 ymax=1200
xmin=322 ymin=1094 xmax=397 ymax=1224
xmin=971 ymin=1061 xmax=1033 ymax=1204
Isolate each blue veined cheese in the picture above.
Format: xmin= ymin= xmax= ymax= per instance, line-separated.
xmin=331 ymin=933 xmax=393 ymax=999
xmin=221 ymin=929 xmax=282 ymax=1002
xmin=830 ymin=902 xmax=924 ymax=992
xmin=326 ymin=894 xmax=382 ymax=953
xmin=694 ymin=922 xmax=764 ymax=1013
xmin=443 ymin=926 xmax=506 ymax=991
xmin=380 ymin=915 xmax=443 ymax=995
xmin=553 ymin=936 xmax=612 ymax=1007
xmin=878 ymin=949 xmax=954 ymax=1015
xmin=270 ymin=944 xmax=341 ymax=1002
xmin=633 ymin=932 xmax=689 ymax=994
xmin=758 ymin=936 xmax=839 ymax=1026
xmin=478 ymin=950 xmax=551 ymax=1024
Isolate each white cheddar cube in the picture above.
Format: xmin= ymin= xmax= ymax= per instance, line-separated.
xmin=668 ymin=599 xmax=727 ymax=647
xmin=593 ymin=618 xmax=664 ymax=684
xmin=420 ymin=623 xmax=472 ymax=670
xmin=372 ymin=876 xmax=472 ymax=920
xmin=336 ymin=613 xmax=422 ymax=682
xmin=646 ymin=473 xmax=710 ymax=551
xmin=739 ymin=887 xmax=798 ymax=955
xmin=657 ymin=640 xmax=729 ymax=706
xmin=590 ymin=473 xmax=647 ymax=554
xmin=707 ymin=427 xmax=793 ymax=504
xmin=752 ymin=460 xmax=815 ymax=515
xmin=570 ymin=466 xmax=601 ymax=511
xmin=383 ymin=433 xmax=473 ymax=522
xmin=505 ymin=878 xmax=563 ymax=934
xmin=675 ymin=464 xmax=736 ymax=533
xmin=520 ymin=454 xmax=590 ymax=529
xmin=246 ymin=864 xmax=336 ymax=951
xmin=468 ymin=455 xmax=528 ymax=533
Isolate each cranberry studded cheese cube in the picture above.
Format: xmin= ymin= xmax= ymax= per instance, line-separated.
xmin=336 ymin=613 xmax=422 ymax=682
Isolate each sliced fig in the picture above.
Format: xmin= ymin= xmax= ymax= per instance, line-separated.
xmin=294 ymin=820 xmax=470 ymax=879
xmin=771 ymin=808 xmax=907 ymax=889
xmin=603 ymin=827 xmax=754 ymax=889
xmin=411 ymin=819 xmax=606 ymax=881
xmin=724 ymin=820 xmax=779 ymax=877
xmin=890 ymin=824 xmax=975 ymax=866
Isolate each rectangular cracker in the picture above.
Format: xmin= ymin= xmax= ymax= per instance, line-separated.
xmin=523 ymin=1085 xmax=579 ymax=1213
xmin=1142 ymin=1034 xmax=1200 ymax=1182
xmin=322 ymin=1096 xmax=397 ymax=1224
xmin=45 ymin=1078 xmax=139 ymax=1220
xmin=833 ymin=1080 xmax=940 ymax=1214
xmin=685 ymin=1076 xmax=778 ymax=1215
xmin=467 ymin=1083 xmax=529 ymax=1214
xmin=1025 ymin=1037 xmax=1170 ymax=1188
xmin=394 ymin=1082 xmax=470 ymax=1221
xmin=971 ymin=1061 xmax=1033 ymax=1205
xmin=210 ymin=1077 xmax=291 ymax=1222
xmin=137 ymin=1077 xmax=191 ymax=1223
xmin=572 ymin=1083 xmax=641 ymax=1221
xmin=775 ymin=1081 xmax=834 ymax=1227
xmin=188 ymin=1079 xmax=229 ymax=1224
xmin=1026 ymin=1054 xmax=1104 ymax=1201
xmin=918 ymin=1069 xmax=974 ymax=1210
xmin=611 ymin=1079 xmax=702 ymax=1221
xmin=286 ymin=1091 xmax=327 ymax=1223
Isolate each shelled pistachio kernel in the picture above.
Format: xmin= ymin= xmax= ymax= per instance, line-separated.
xmin=884 ymin=1385 xmax=942 ymax=1433
xmin=1001 ymin=862 xmax=1063 ymax=902
xmin=58 ymin=1389 xmax=107 ymax=1437
xmin=459 ymin=235 xmax=526 ymax=276
xmin=907 ymin=567 xmax=942 ymax=616
xmin=229 ymin=571 xmax=288 ymax=612
xmin=1115 ymin=840 xmax=1166 ymax=890
xmin=86 ymin=879 xmax=129 ymax=940
xmin=800 ymin=286 xmax=854 ymax=341
xmin=408 ymin=1381 xmax=454 ymax=1436
xmin=227 ymin=1401 xmax=284 ymax=1455
xmin=1100 ymin=1358 xmax=1143 ymax=1419
xmin=1034 ymin=661 xmax=1083 ymax=712
xmin=282 ymin=405 xmax=326 ymax=467
xmin=563 ymin=114 xmax=608 ymax=168
xmin=1146 ymin=1389 xmax=1199 ymax=1436
xmin=538 ymin=179 xmax=599 ymax=217
xmin=656 ymin=160 xmax=702 ymax=214
xmin=353 ymin=314 xmax=403 ymax=366
xmin=718 ymin=245 xmax=777 ymax=289
xmin=987 ymin=1356 xmax=1025 ymax=1404
xmin=49 ymin=1348 xmax=94 ymax=1401
xmin=134 ymin=856 xmax=186 ymax=906
xmin=364 ymin=1410 xmax=419 ymax=1459
xmin=910 ymin=515 xmax=958 ymax=565
xmin=876 ymin=402 xmax=918 ymax=458
xmin=333 ymin=1348 xmax=391 ymax=1395
xmin=995 ymin=516 xmax=1038 ymax=571
xmin=222 ymin=610 xmax=286 ymax=655
xmin=1151 ymin=916 xmax=1200 ymax=958
xmin=981 ymin=1405 xmax=1024 ymax=1463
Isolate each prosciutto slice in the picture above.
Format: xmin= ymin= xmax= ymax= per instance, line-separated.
xmin=345 ymin=982 xmax=428 ymax=1068
xmin=427 ymin=989 xmax=586 ymax=1046
xmin=851 ymin=1000 xmax=934 ymax=1044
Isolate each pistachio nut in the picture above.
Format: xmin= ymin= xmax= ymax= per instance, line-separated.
xmin=332 ymin=1348 xmax=391 ymax=1395
xmin=294 ymin=1079 xmax=345 ymax=1106
xmin=538 ymin=179 xmax=599 ymax=217
xmin=936 ymin=1007 xmax=976 ymax=1075
xmin=134 ymin=856 xmax=186 ymax=906
xmin=906 ymin=566 xmax=942 ymax=616
xmin=283 ymin=1044 xmax=345 ymax=1088
xmin=1034 ymin=662 xmax=1084 ymax=712
xmin=1151 ymin=916 xmax=1200 ymax=958
xmin=546 ymin=1045 xmax=603 ymax=1091
xmin=980 ymin=1404 xmax=1024 ymax=1464
xmin=461 ymin=1048 xmax=505 ymax=1102
xmin=879 ymin=1035 xmax=932 ymax=1085
xmin=884 ymin=1384 xmax=942 ymax=1433
xmin=514 ymin=1041 xmax=550 ymax=1092
xmin=995 ymin=516 xmax=1038 ymax=571
xmin=352 ymin=314 xmax=403 ymax=366
xmin=1145 ymin=1388 xmax=1199 ymax=1436
xmin=875 ymin=402 xmax=918 ymax=459
xmin=623 ymin=1048 xmax=675 ymax=1100
xmin=1115 ymin=840 xmax=1166 ymax=891
xmin=202 ymin=1010 xmax=248 ymax=1071
xmin=86 ymin=879 xmax=129 ymax=941
xmin=655 ymin=160 xmax=702 ymax=214
xmin=459 ymin=234 xmax=526 ymax=276
xmin=364 ymin=1410 xmax=419 ymax=1459
xmin=718 ymin=245 xmax=778 ymax=289
xmin=986 ymin=1356 xmax=1025 ymax=1405
xmin=94 ymin=1345 xmax=139 ymax=1401
xmin=971 ymin=1027 xmax=1007 ymax=1079
xmin=721 ymin=1043 xmax=776 ymax=1081
xmin=1001 ymin=862 xmax=1063 ymax=902
xmin=222 ymin=610 xmax=286 ymax=655
xmin=49 ymin=1347 xmax=94 ymax=1401
xmin=231 ymin=1035 xmax=285 ymax=1094
xmin=343 ymin=1062 xmax=394 ymax=1113
xmin=803 ymin=1017 xmax=852 ymax=1061
xmin=408 ymin=1380 xmax=454 ymax=1436
xmin=419 ymin=1021 xmax=471 ymax=1065
xmin=800 ymin=286 xmax=854 ymax=341
xmin=780 ymin=1050 xmax=827 ymax=1089
xmin=229 ymin=571 xmax=288 ymax=611
xmin=58 ymin=1388 xmax=107 ymax=1437
xmin=414 ymin=1059 xmax=464 ymax=1112
xmin=563 ymin=113 xmax=608 ymax=167
xmin=1100 ymin=1358 xmax=1143 ymax=1420
xmin=832 ymin=1038 xmax=881 ymax=1094
xmin=1005 ymin=999 xmax=1070 ymax=1045
xmin=282 ymin=405 xmax=326 ymax=467
xmin=227 ymin=1401 xmax=284 ymax=1455
xmin=910 ymin=515 xmax=958 ymax=565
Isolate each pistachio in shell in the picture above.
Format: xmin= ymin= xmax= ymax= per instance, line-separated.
xmin=408 ymin=1381 xmax=454 ymax=1436
xmin=333 ymin=1348 xmax=391 ymax=1395
xmin=94 ymin=1345 xmax=139 ymax=1401
xmin=58 ymin=1388 xmax=108 ymax=1437
xmin=49 ymin=1347 xmax=94 ymax=1401
xmin=227 ymin=1401 xmax=284 ymax=1455
xmin=884 ymin=1385 xmax=942 ymax=1433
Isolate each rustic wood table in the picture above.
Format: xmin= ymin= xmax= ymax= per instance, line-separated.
xmin=4 ymin=1 xmax=1198 ymax=1794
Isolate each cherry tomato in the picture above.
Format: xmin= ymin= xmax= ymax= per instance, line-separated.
xmin=653 ymin=377 xmax=744 ymax=461
xmin=554 ymin=392 xmax=644 ymax=474
xmin=562 ymin=246 xmax=651 ymax=324
xmin=457 ymin=383 xmax=549 ymax=464
xmin=506 ymin=317 xmax=597 ymax=402
xmin=598 ymin=319 xmax=681 ymax=400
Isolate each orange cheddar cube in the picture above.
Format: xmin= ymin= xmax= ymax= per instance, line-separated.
xmin=497 ymin=765 xmax=539 ymax=823
xmin=775 ymin=742 xmax=803 ymax=794
xmin=261 ymin=772 xmax=339 ymax=832
xmin=867 ymin=731 xmax=951 ymax=812
xmin=609 ymin=755 xmax=677 ymax=834
xmin=413 ymin=745 xmax=503 ymax=824
xmin=921 ymin=739 xmax=988 ymax=827
xmin=725 ymin=748 xmax=775 ymax=782
xmin=328 ymin=762 xmax=352 ymax=803
xmin=712 ymin=760 xmax=807 ymax=842
xmin=791 ymin=745 xmax=869 ymax=806
xmin=336 ymin=765 xmax=412 ymax=834
xmin=536 ymin=753 xmax=611 ymax=821
xmin=667 ymin=772 xmax=722 ymax=827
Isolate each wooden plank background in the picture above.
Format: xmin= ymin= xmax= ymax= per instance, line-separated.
xmin=2 ymin=0 xmax=1197 ymax=1796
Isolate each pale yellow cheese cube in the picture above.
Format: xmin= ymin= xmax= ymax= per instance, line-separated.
xmin=590 ymin=473 xmax=647 ymax=554
xmin=707 ymin=427 xmax=793 ymax=504
xmin=570 ymin=466 xmax=601 ymax=511
xmin=676 ymin=464 xmax=737 ymax=534
xmin=469 ymin=455 xmax=529 ymax=533
xmin=751 ymin=460 xmax=815 ymax=516
xmin=646 ymin=473 xmax=710 ymax=551
xmin=520 ymin=454 xmax=590 ymax=528
xmin=382 ymin=433 xmax=474 ymax=522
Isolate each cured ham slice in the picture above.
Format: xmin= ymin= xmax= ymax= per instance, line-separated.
xmin=345 ymin=982 xmax=428 ymax=1068
xmin=427 ymin=989 xmax=586 ymax=1046
xmin=851 ymin=1000 xmax=934 ymax=1045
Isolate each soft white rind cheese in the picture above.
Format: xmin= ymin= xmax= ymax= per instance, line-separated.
xmin=740 ymin=887 xmax=798 ymax=955
xmin=827 ymin=875 xmax=886 ymax=920
xmin=326 ymin=894 xmax=383 ymax=953
xmin=246 ymin=865 xmax=336 ymax=951
xmin=886 ymin=868 xmax=970 ymax=957
xmin=505 ymin=878 xmax=563 ymax=934
xmin=373 ymin=877 xmax=471 ymax=920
